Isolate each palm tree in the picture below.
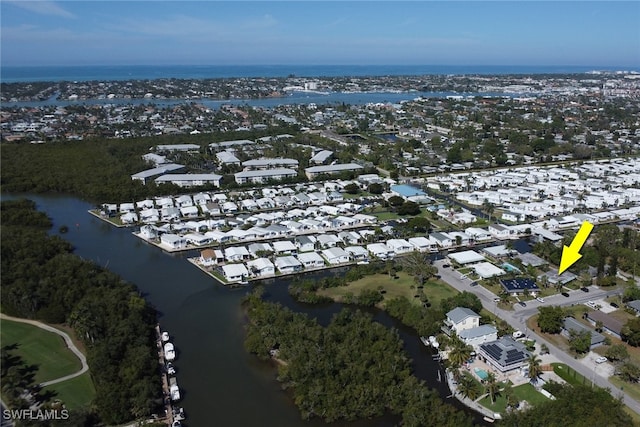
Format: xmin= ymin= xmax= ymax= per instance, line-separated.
xmin=400 ymin=251 xmax=437 ymax=286
xmin=527 ymin=354 xmax=543 ymax=384
xmin=447 ymin=336 xmax=473 ymax=369
xmin=485 ymin=372 xmax=500 ymax=404
xmin=457 ymin=374 xmax=480 ymax=400
xmin=482 ymin=199 xmax=495 ymax=222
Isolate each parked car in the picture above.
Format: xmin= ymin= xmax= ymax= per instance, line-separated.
xmin=581 ymin=287 xmax=590 ymax=293
xmin=595 ymin=356 xmax=608 ymax=364
xmin=536 ymin=297 xmax=545 ymax=303
xmin=470 ymin=281 xmax=478 ymax=287
xmin=562 ymin=292 xmax=570 ymax=297
xmin=442 ymin=264 xmax=450 ymax=268
xmin=610 ymin=302 xmax=619 ymax=308
xmin=518 ymin=301 xmax=527 ymax=307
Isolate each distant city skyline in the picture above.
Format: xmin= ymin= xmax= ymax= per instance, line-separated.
xmin=1 ymin=1 xmax=639 ymax=67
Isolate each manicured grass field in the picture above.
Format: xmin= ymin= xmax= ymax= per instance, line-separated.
xmin=479 ymin=382 xmax=550 ymax=413
xmin=42 ymin=372 xmax=95 ymax=410
xmin=0 ymin=319 xmax=81 ymax=384
xmin=318 ymin=271 xmax=458 ymax=307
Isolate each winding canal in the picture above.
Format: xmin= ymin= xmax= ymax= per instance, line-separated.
xmin=7 ymin=194 xmax=490 ymax=426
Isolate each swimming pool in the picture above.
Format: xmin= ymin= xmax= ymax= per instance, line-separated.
xmin=502 ymin=262 xmax=522 ymax=273
xmin=474 ymin=367 xmax=489 ymax=380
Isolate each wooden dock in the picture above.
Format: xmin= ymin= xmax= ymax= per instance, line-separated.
xmin=155 ymin=324 xmax=174 ymax=426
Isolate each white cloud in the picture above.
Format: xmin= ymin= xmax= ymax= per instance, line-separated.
xmin=5 ymin=0 xmax=76 ymax=19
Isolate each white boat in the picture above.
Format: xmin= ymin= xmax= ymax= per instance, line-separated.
xmin=164 ymin=342 xmax=176 ymax=361
xmin=161 ymin=331 xmax=170 ymax=342
xmin=420 ymin=336 xmax=430 ymax=346
xmin=169 ymin=377 xmax=181 ymax=401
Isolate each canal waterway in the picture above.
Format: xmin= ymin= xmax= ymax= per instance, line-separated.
xmin=6 ymin=194 xmax=491 ymax=426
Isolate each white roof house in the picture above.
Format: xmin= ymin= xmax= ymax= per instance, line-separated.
xmin=386 ymin=239 xmax=413 ymax=254
xmin=296 ymin=251 xmax=325 ymax=268
xmin=246 ymin=258 xmax=275 ymax=277
xmin=317 ymin=234 xmax=341 ymax=248
xmin=344 ymin=245 xmax=369 ymax=260
xmin=366 ymin=243 xmax=395 ymax=260
xmin=234 ymin=168 xmax=297 ymax=185
xmin=160 ymin=233 xmax=186 ymax=249
xmin=448 ymin=250 xmax=486 ymax=265
xmin=155 ymin=174 xmax=222 ymax=188
xmin=224 ymin=246 xmax=250 ymax=262
xmin=275 ymin=256 xmax=303 ymax=273
xmin=221 ymin=263 xmax=249 ymax=282
xmin=242 ymin=158 xmax=299 ymax=170
xmin=305 ymin=163 xmax=364 ymax=179
xmin=272 ymin=240 xmax=297 ymax=255
xmin=472 ymin=262 xmax=506 ymax=279
xmin=216 ymin=151 xmax=241 ymax=165
xmin=458 ymin=325 xmax=499 ymax=349
xmin=408 ymin=236 xmax=437 ymax=252
xmin=321 ymin=247 xmax=351 ymax=265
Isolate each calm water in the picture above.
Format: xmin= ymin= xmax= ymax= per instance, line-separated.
xmin=2 ymin=64 xmax=630 ymax=83
xmin=5 ymin=194 xmax=485 ymax=426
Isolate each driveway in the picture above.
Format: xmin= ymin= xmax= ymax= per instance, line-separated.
xmin=432 ymin=259 xmax=640 ymax=416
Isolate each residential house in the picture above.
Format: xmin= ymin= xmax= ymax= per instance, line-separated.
xmin=296 ymin=251 xmax=325 ymax=269
xmin=408 ymin=236 xmax=437 ymax=252
xmin=224 ymin=246 xmax=251 ymax=262
xmin=246 ymin=258 xmax=275 ymax=277
xmin=561 ymin=317 xmax=606 ymax=349
xmin=295 ymin=235 xmax=317 ymax=253
xmin=321 ymin=247 xmax=351 ymax=265
xmin=444 ymin=307 xmax=481 ymax=335
xmin=458 ymin=325 xmax=499 ymax=349
xmin=479 ymin=337 xmax=530 ymax=373
xmin=160 ymin=234 xmax=186 ymax=250
xmin=586 ymin=311 xmax=623 ymax=339
xmin=317 ymin=234 xmax=341 ymax=248
xmin=200 ymin=248 xmax=224 ymax=266
xmin=366 ymin=243 xmax=395 ymax=260
xmin=344 ymin=246 xmax=369 ymax=261
xmin=275 ymin=256 xmax=303 ymax=274
xmin=220 ymin=264 xmax=249 ymax=282
xmin=273 ymin=240 xmax=297 ymax=256
xmin=386 ymin=239 xmax=413 ymax=255
xmin=430 ymin=232 xmax=453 ymax=248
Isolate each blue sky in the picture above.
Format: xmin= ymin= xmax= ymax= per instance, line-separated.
xmin=1 ymin=1 xmax=639 ymax=67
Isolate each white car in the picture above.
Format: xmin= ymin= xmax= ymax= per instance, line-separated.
xmin=536 ymin=297 xmax=545 ymax=303
xmin=595 ymin=356 xmax=608 ymax=364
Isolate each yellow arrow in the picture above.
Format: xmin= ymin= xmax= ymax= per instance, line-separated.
xmin=558 ymin=221 xmax=594 ymax=275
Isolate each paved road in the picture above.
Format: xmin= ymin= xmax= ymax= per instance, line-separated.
xmin=433 ymin=259 xmax=640 ymax=416
xmin=0 ymin=313 xmax=89 ymax=387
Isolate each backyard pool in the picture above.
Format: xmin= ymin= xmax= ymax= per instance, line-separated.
xmin=474 ymin=367 xmax=489 ymax=381
xmin=502 ymin=262 xmax=522 ymax=273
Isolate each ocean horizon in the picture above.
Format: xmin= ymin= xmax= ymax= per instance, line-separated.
xmin=2 ymin=64 xmax=639 ymax=83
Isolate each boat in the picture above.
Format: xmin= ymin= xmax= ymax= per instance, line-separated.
xmin=164 ymin=342 xmax=176 ymax=361
xmin=437 ymin=369 xmax=442 ymax=382
xmin=172 ymin=421 xmax=182 ymax=427
xmin=429 ymin=335 xmax=440 ymax=348
xmin=166 ymin=362 xmax=176 ymax=376
xmin=169 ymin=377 xmax=181 ymax=401
xmin=161 ymin=331 xmax=170 ymax=342
xmin=483 ymin=416 xmax=495 ymax=423
xmin=173 ymin=407 xmax=185 ymax=421
xmin=420 ymin=336 xmax=430 ymax=346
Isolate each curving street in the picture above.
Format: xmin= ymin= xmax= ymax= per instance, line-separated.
xmin=432 ymin=258 xmax=640 ymax=416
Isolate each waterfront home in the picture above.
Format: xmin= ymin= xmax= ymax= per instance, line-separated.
xmin=478 ymin=336 xmax=530 ymax=373
xmin=472 ymin=262 xmax=506 ymax=279
xmin=448 ymin=250 xmax=486 ymax=265
xmin=222 ymin=201 xmax=238 ymax=213
xmin=265 ymin=224 xmax=292 ymax=237
xmin=295 ymin=235 xmax=317 ymax=252
xmin=136 ymin=199 xmax=155 ymax=210
xmin=317 ymin=234 xmax=341 ymax=248
xmin=366 ymin=243 xmax=395 ymax=260
xmin=240 ymin=199 xmax=259 ymax=211
xmin=275 ymin=256 xmax=303 ymax=274
xmin=204 ymin=230 xmax=231 ymax=243
xmin=139 ymin=225 xmax=159 ymax=239
xmin=184 ymin=233 xmax=212 ymax=247
xmin=464 ymin=227 xmax=492 ymax=242
xmin=321 ymin=247 xmax=351 ymax=265
xmin=458 ymin=325 xmax=499 ymax=349
xmin=119 ymin=202 xmax=135 ymax=213
xmin=344 ymin=245 xmax=369 ymax=261
xmin=430 ymin=232 xmax=453 ymax=248
xmin=121 ymin=212 xmax=138 ymax=225
xmin=224 ymin=246 xmax=250 ymax=262
xmin=352 ymin=213 xmax=377 ymax=224
xmin=160 ymin=234 xmax=186 ymax=250
xmin=292 ymin=193 xmax=311 ymax=205
xmin=445 ymin=307 xmax=481 ymax=335
xmin=280 ymin=220 xmax=306 ymax=233
xmin=488 ymin=224 xmax=514 ymax=239
xmin=449 ymin=231 xmax=471 ymax=246
xmin=386 ymin=239 xmax=413 ymax=255
xmin=220 ymin=263 xmax=249 ymax=282
xmin=408 ymin=236 xmax=437 ymax=252
xmin=502 ymin=211 xmax=526 ymax=222
xmin=246 ymin=258 xmax=275 ymax=277
xmin=296 ymin=251 xmax=325 ymax=269
xmin=200 ymin=248 xmax=224 ymax=266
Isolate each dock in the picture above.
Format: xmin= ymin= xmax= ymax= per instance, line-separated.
xmin=155 ymin=324 xmax=174 ymax=426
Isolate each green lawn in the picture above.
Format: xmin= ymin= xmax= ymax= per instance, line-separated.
xmin=42 ymin=372 xmax=95 ymax=410
xmin=318 ymin=271 xmax=458 ymax=307
xmin=0 ymin=319 xmax=82 ymax=384
xmin=552 ymin=363 xmax=593 ymax=387
xmin=479 ymin=382 xmax=550 ymax=413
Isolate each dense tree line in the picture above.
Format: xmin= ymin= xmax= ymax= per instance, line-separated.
xmin=0 ymin=199 xmax=161 ymax=424
xmin=501 ymin=383 xmax=631 ymax=426
xmin=243 ymin=289 xmax=471 ymax=426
